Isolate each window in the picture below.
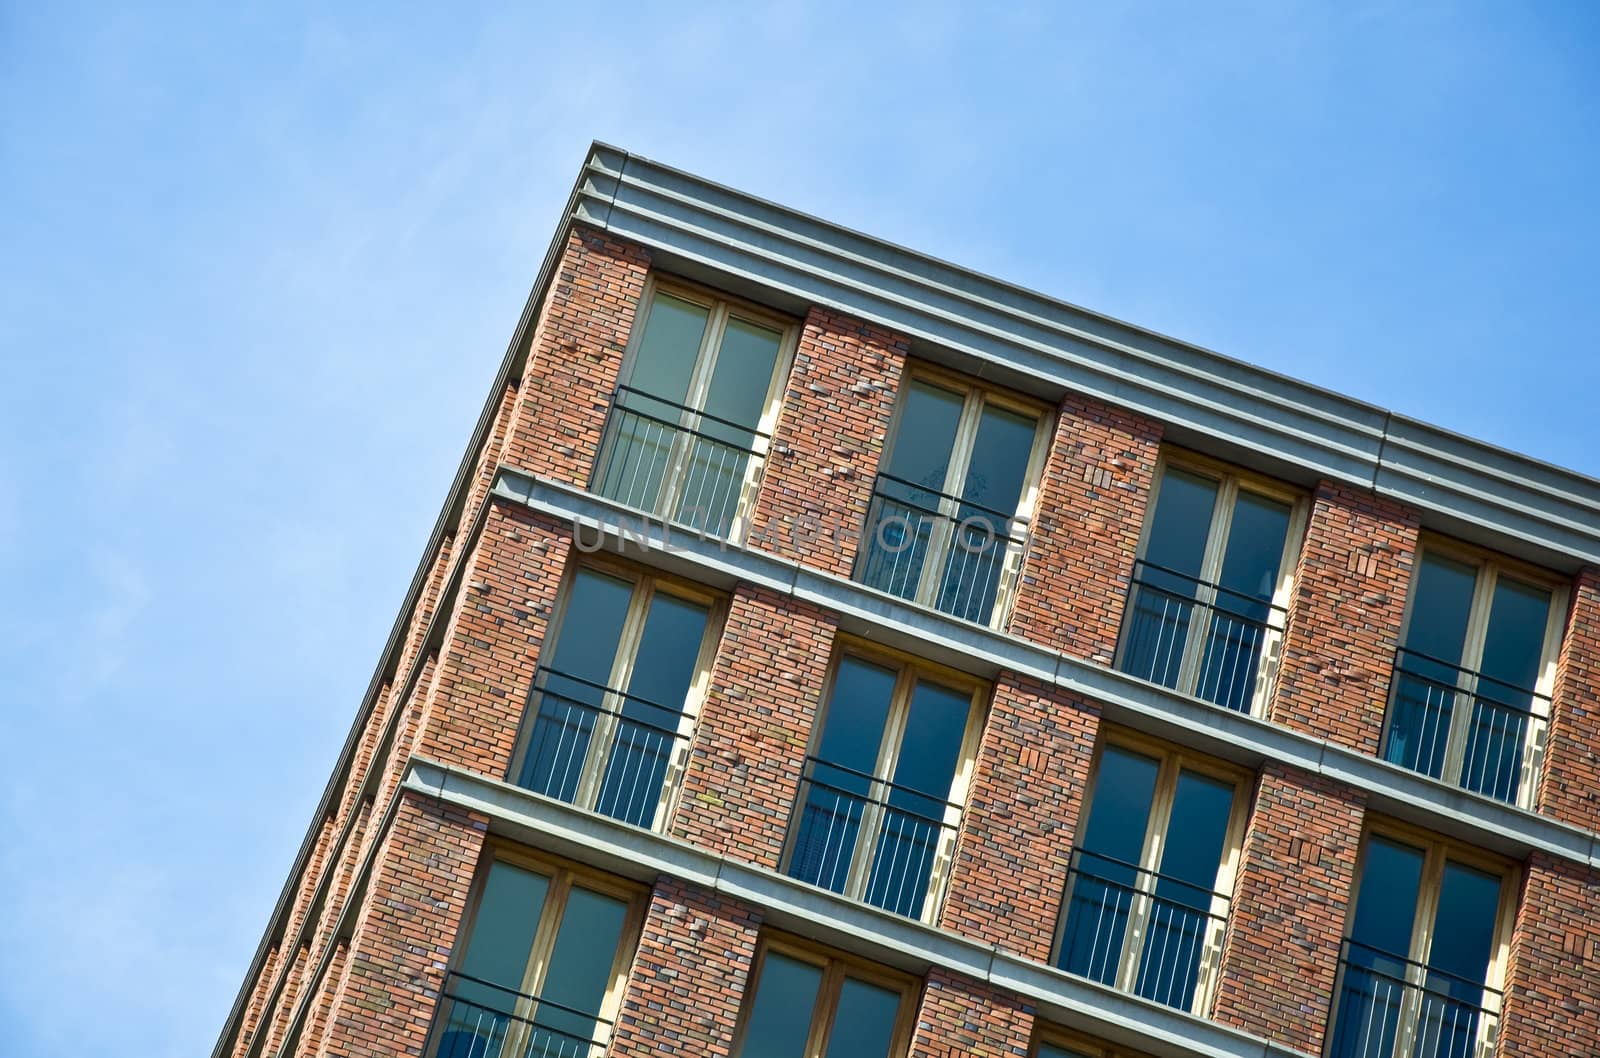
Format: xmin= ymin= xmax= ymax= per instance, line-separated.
xmin=430 ymin=851 xmax=645 ymax=1058
xmin=1053 ymin=736 xmax=1248 ymax=1014
xmin=1031 ymin=1028 xmax=1154 ymax=1058
xmin=1383 ymin=543 xmax=1565 ymax=806
xmin=1118 ymin=455 xmax=1302 ymax=715
xmin=783 ymin=646 xmax=985 ymax=922
xmin=510 ymin=561 xmax=721 ymax=830
xmin=1328 ymin=828 xmax=1514 ymax=1058
xmin=732 ymin=936 xmax=917 ymax=1058
xmin=592 ymin=278 xmax=795 ymax=539
xmin=856 ymin=368 xmax=1050 ymax=627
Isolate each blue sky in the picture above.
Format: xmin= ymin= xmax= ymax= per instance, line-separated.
xmin=1 ymin=4 xmax=1596 ymax=1056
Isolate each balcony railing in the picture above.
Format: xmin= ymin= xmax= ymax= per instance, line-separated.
xmin=856 ymin=472 xmax=1027 ymax=625
xmin=1381 ymin=647 xmax=1548 ymax=806
xmin=787 ymin=755 xmax=963 ymax=921
xmin=1328 ymin=940 xmax=1501 ymax=1058
xmin=514 ymin=667 xmax=691 ymax=830
xmin=1118 ymin=560 xmax=1285 ymax=715
xmin=1056 ymin=848 xmax=1231 ymax=1013
xmin=591 ymin=385 xmax=768 ymax=537
xmin=429 ymin=971 xmax=612 ymax=1058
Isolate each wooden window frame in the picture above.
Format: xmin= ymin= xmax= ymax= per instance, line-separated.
xmin=1050 ymin=727 xmax=1252 ymax=1017
xmin=779 ymin=637 xmax=990 ymax=925
xmin=1388 ymin=534 xmax=1568 ymax=808
xmin=1118 ymin=448 xmax=1308 ymax=718
xmin=602 ymin=273 xmax=800 ymax=542
xmin=730 ymin=932 xmax=920 ymax=1058
xmin=867 ymin=361 xmax=1055 ymax=629
xmin=507 ymin=553 xmax=726 ymax=832
xmin=1327 ymin=819 xmax=1519 ymax=1058
xmin=433 ymin=843 xmax=650 ymax=1058
xmin=1031 ymin=1024 xmax=1155 ymax=1058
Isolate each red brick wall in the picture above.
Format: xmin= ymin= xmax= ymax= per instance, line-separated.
xmin=1009 ymin=394 xmax=1161 ymax=665
xmin=940 ymin=675 xmax=1100 ymax=961
xmin=907 ymin=968 xmax=1036 ymax=1058
xmin=320 ymin=794 xmax=487 ymax=1058
xmin=1269 ymin=482 xmax=1419 ymax=753
xmin=672 ymin=584 xmax=838 ymax=869
xmin=1497 ymin=854 xmax=1600 ymax=1057
xmin=1539 ymin=567 xmax=1600 ymax=832
xmin=1211 ymin=765 xmax=1366 ymax=1054
xmin=610 ymin=878 xmax=762 ymax=1058
xmin=501 ymin=227 xmax=651 ymax=484
xmin=746 ymin=307 xmax=907 ymax=576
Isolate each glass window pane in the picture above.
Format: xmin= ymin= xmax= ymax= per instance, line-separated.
xmin=1427 ymin=861 xmax=1499 ymax=988
xmin=1036 ymin=1047 xmax=1092 ymax=1058
xmin=934 ymin=401 xmax=1035 ymax=623
xmin=822 ymin=976 xmax=902 ymax=1058
xmin=958 ymin=402 xmax=1034 ymax=514
xmin=456 ymin=863 xmax=550 ymax=1013
xmin=1389 ymin=553 xmax=1480 ymax=781
xmin=1135 ymin=770 xmax=1234 ymax=1008
xmin=738 ymin=952 xmax=823 ymax=1058
xmin=1121 ymin=469 xmax=1218 ymax=690
xmin=624 ymin=293 xmax=709 ymax=409
xmin=1058 ymin=746 xmax=1159 ymax=984
xmin=518 ymin=570 xmax=634 ymax=798
xmin=1330 ymin=838 xmax=1424 ymax=1058
xmin=595 ymin=592 xmax=711 ymax=827
xmin=1402 ymin=552 xmax=1478 ymax=668
xmin=862 ymin=381 xmax=964 ymax=603
xmin=1195 ymin=491 xmax=1289 ymax=712
xmin=1349 ymin=837 xmax=1424 ymax=957
xmin=532 ymin=886 xmax=629 ymax=1052
xmin=1460 ymin=577 xmax=1552 ymax=801
xmin=866 ymin=679 xmax=969 ymax=916
xmin=790 ymin=657 xmax=897 ymax=895
xmin=702 ymin=317 xmax=783 ymax=430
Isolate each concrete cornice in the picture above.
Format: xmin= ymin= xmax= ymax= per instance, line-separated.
xmin=575 ymin=143 xmax=1600 ymax=571
xmin=492 ymin=468 xmax=1600 ymax=873
xmin=403 ymin=758 xmax=1311 ymax=1058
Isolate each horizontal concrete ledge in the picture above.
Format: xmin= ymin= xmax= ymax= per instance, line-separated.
xmin=574 ymin=143 xmax=1600 ymax=570
xmin=403 ymin=759 xmax=1309 ymax=1058
xmin=491 ymin=468 xmax=1599 ymax=870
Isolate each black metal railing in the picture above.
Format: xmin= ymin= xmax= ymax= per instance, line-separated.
xmin=1056 ymin=848 xmax=1232 ymax=1012
xmin=430 ymin=971 xmax=613 ymax=1058
xmin=591 ymin=385 xmax=769 ymax=537
xmin=856 ymin=472 xmax=1027 ymax=625
xmin=787 ymin=755 xmax=964 ymax=920
xmin=1117 ymin=560 xmax=1285 ymax=714
xmin=513 ymin=666 xmax=692 ymax=830
xmin=1381 ymin=647 xmax=1548 ymax=806
xmin=1327 ymin=940 xmax=1501 ymax=1058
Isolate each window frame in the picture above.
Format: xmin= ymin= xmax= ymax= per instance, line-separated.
xmin=433 ymin=843 xmax=650 ymax=1058
xmin=1327 ymin=819 xmax=1519 ymax=1058
xmin=1050 ymin=728 xmax=1252 ymax=1017
xmin=1031 ymin=1025 xmax=1155 ymax=1058
xmin=1118 ymin=448 xmax=1307 ymax=717
xmin=602 ymin=274 xmax=800 ymax=542
xmin=1386 ymin=534 xmax=1568 ymax=807
xmin=730 ymin=932 xmax=920 ymax=1058
xmin=507 ymin=553 xmax=726 ymax=832
xmin=779 ymin=637 xmax=990 ymax=925
xmin=866 ymin=362 xmax=1055 ymax=628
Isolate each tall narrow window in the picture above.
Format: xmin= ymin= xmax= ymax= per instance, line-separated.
xmin=856 ymin=370 xmax=1049 ymax=627
xmin=1383 ymin=544 xmax=1564 ymax=806
xmin=511 ymin=562 xmax=720 ymax=830
xmin=1119 ymin=458 xmax=1301 ymax=715
xmin=732 ymin=937 xmax=916 ymax=1058
xmin=1328 ymin=830 xmax=1512 ymax=1058
xmin=593 ymin=280 xmax=795 ymax=538
xmin=1054 ymin=738 xmax=1247 ymax=1014
xmin=784 ymin=648 xmax=984 ymax=922
xmin=430 ymin=853 xmax=645 ymax=1058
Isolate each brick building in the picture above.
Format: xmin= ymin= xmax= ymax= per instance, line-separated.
xmin=214 ymin=144 xmax=1600 ymax=1058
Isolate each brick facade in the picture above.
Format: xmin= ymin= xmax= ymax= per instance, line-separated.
xmin=672 ymin=584 xmax=838 ymax=869
xmin=1269 ymin=482 xmax=1419 ymax=753
xmin=940 ymin=675 xmax=1100 ymax=961
xmin=747 ymin=307 xmax=908 ymax=576
xmin=1540 ymin=567 xmax=1600 ymax=832
xmin=1211 ymin=765 xmax=1367 ymax=1054
xmin=1009 ymin=394 xmax=1162 ymax=665
xmin=610 ymin=879 xmax=762 ymax=1058
xmin=907 ymin=969 xmax=1036 ymax=1058
xmin=1497 ymin=854 xmax=1600 ymax=1057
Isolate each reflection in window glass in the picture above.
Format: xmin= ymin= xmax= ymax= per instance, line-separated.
xmin=534 ymin=886 xmax=629 ymax=1050
xmin=821 ymin=977 xmax=902 ymax=1058
xmin=738 ymin=952 xmax=823 ymax=1058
